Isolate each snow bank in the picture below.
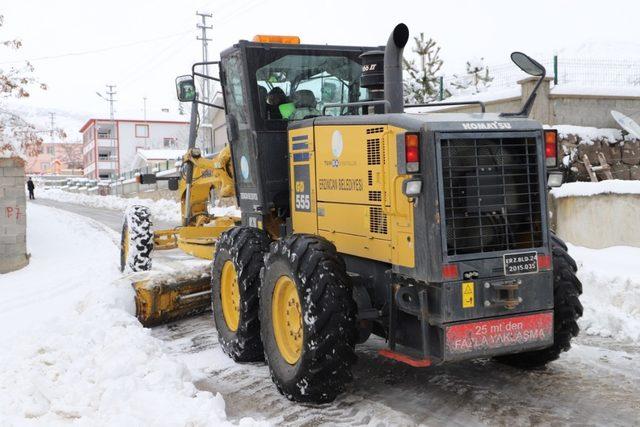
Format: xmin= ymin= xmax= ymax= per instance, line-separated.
xmin=550 ymin=180 xmax=640 ymax=198
xmin=38 ymin=189 xmax=241 ymax=224
xmin=569 ymin=244 xmax=640 ymax=343
xmin=551 ymin=85 xmax=640 ymax=98
xmin=549 ymin=124 xmax=623 ymax=144
xmin=39 ymin=188 xmax=181 ymax=224
xmin=0 ymin=204 xmax=250 ymax=425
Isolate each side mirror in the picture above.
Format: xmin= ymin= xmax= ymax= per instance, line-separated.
xmin=510 ymin=52 xmax=545 ymax=77
xmin=176 ymin=75 xmax=197 ymax=102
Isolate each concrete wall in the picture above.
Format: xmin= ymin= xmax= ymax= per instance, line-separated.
xmin=0 ymin=158 xmax=29 ymax=273
xmin=551 ymin=194 xmax=640 ymax=248
xmin=430 ymin=78 xmax=640 ymax=128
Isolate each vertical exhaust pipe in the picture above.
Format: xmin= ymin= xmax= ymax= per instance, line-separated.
xmin=384 ymin=23 xmax=409 ymax=114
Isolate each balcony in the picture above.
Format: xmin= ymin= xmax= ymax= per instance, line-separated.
xmin=98 ymin=160 xmax=118 ymax=170
xmin=97 ymin=138 xmax=117 ymax=148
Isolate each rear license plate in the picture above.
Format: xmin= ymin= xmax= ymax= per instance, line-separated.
xmin=444 ymin=312 xmax=553 ymax=358
xmin=503 ymin=251 xmax=538 ymax=276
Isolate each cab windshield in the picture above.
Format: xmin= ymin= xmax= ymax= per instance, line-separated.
xmin=255 ymin=54 xmax=368 ymax=121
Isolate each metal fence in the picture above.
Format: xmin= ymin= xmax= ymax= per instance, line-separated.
xmin=436 ymin=56 xmax=640 ymax=100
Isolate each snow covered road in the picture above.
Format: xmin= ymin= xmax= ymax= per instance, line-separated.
xmin=6 ymin=199 xmax=640 ymax=426
xmin=0 ymin=204 xmax=248 ymax=426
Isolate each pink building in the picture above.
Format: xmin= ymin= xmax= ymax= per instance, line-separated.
xmin=80 ymin=118 xmax=189 ymax=179
xmin=24 ymin=142 xmax=83 ymax=175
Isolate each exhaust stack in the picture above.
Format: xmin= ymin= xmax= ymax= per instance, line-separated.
xmin=384 ymin=23 xmax=409 ymax=114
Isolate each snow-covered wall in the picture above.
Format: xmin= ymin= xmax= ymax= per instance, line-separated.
xmin=550 ymin=181 xmax=640 ymax=248
xmin=0 ymin=158 xmax=28 ymax=273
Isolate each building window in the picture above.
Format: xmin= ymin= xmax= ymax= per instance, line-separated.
xmin=135 ymin=124 xmax=149 ymax=138
xmin=41 ymin=162 xmax=50 ymax=171
xmin=46 ymin=146 xmax=55 ymax=155
xmin=163 ymin=137 xmax=177 ymax=148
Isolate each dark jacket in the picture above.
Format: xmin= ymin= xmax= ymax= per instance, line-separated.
xmin=27 ymin=180 xmax=35 ymax=191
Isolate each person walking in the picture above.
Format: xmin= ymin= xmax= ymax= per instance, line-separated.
xmin=26 ymin=177 xmax=35 ymax=200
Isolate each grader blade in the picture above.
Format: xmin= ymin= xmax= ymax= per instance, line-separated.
xmin=132 ymin=265 xmax=212 ymax=327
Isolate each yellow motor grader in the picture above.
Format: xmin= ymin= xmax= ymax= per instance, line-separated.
xmin=120 ymin=24 xmax=582 ymax=404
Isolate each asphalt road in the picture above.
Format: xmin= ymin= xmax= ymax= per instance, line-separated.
xmin=34 ymin=198 xmax=640 ymax=426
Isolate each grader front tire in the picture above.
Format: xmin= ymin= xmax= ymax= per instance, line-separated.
xmin=260 ymin=234 xmax=357 ymax=403
xmin=120 ymin=205 xmax=153 ymax=273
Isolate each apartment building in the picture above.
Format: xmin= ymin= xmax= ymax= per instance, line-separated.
xmin=80 ymin=118 xmax=189 ymax=179
xmin=25 ymin=142 xmax=83 ymax=175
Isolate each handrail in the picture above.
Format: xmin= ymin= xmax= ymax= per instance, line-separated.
xmin=322 ymin=100 xmax=391 ymax=115
xmin=404 ymin=101 xmax=486 ymax=113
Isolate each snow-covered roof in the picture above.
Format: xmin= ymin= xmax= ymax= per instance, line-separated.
xmin=551 ymin=85 xmax=640 ymax=98
xmin=136 ymin=149 xmax=185 ymax=161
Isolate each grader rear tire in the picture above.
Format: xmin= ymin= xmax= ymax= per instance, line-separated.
xmin=495 ymin=234 xmax=583 ymax=368
xmin=260 ymin=234 xmax=357 ymax=403
xmin=120 ymin=205 xmax=153 ymax=272
xmin=211 ymin=226 xmax=270 ymax=362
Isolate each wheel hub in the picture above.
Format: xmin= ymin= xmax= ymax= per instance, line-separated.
xmin=220 ymin=260 xmax=240 ymax=331
xmin=272 ymin=275 xmax=303 ymax=364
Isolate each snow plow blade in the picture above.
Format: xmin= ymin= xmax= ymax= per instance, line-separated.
xmin=132 ymin=266 xmax=212 ymax=327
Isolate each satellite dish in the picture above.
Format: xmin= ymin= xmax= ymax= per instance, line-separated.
xmin=611 ymin=110 xmax=640 ymax=139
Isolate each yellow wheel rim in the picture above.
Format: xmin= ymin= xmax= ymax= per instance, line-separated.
xmin=272 ymin=275 xmax=303 ymax=365
xmin=220 ymin=260 xmax=240 ymax=331
xmin=123 ymin=228 xmax=130 ymax=261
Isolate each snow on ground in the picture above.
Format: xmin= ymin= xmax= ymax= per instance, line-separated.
xmin=569 ymin=243 xmax=640 ymax=343
xmin=0 ymin=204 xmax=258 ymax=426
xmin=38 ymin=188 xmax=182 ymax=223
xmin=38 ymin=189 xmax=241 ymax=224
xmin=550 ymin=179 xmax=640 ymax=198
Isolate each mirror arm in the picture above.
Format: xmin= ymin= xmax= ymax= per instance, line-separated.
xmin=501 ymin=69 xmax=545 ymax=118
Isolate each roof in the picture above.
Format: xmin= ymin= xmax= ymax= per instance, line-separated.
xmin=136 ymin=149 xmax=185 ymax=161
xmin=79 ymin=117 xmax=189 ymax=133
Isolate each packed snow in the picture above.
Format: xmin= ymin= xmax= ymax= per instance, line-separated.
xmin=570 ymin=244 xmax=640 ymax=343
xmin=550 ymin=179 xmax=640 ymax=198
xmin=0 ymin=204 xmax=261 ymax=425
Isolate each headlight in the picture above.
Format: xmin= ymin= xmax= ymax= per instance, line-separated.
xmin=403 ymin=178 xmax=422 ymax=197
xmin=547 ymin=172 xmax=563 ymax=188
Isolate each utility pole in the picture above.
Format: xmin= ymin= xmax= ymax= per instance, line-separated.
xmin=196 ymin=11 xmax=213 ymax=149
xmin=49 ymin=112 xmax=56 ymax=141
xmin=196 ymin=11 xmax=213 ymax=104
xmin=96 ymin=84 xmax=118 ymax=179
xmin=143 ymin=96 xmax=148 ymax=149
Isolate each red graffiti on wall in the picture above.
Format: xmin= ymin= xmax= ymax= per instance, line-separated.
xmin=5 ymin=206 xmax=23 ymax=221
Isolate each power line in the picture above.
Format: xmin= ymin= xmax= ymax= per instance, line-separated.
xmin=0 ymin=31 xmax=191 ymax=65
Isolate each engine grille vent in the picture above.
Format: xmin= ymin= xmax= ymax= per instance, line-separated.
xmin=367 ymin=170 xmax=373 ymax=186
xmin=368 ymin=190 xmax=382 ymax=202
xmin=366 ymin=127 xmax=384 ymax=134
xmin=367 ymin=138 xmax=381 ymax=165
xmin=440 ymin=136 xmax=543 ymax=256
xmin=369 ymin=207 xmax=388 ymax=234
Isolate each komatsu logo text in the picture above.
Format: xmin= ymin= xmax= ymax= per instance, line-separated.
xmin=461 ymin=121 xmax=512 ymax=130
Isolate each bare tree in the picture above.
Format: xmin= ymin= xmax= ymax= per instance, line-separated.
xmin=450 ymin=58 xmax=494 ymax=94
xmin=0 ymin=15 xmax=47 ymax=156
xmin=58 ymin=143 xmax=83 ymax=173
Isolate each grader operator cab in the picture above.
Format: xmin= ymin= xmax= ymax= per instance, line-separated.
xmin=122 ymin=23 xmax=582 ymax=403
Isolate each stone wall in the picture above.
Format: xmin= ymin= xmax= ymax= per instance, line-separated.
xmin=0 ymin=157 xmax=28 ymax=273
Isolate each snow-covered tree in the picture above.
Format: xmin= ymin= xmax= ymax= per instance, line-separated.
xmin=402 ymin=33 xmax=447 ymax=104
xmin=0 ymin=15 xmax=47 ymax=157
xmin=450 ymin=58 xmax=494 ymax=94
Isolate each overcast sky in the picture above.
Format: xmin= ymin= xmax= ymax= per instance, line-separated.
xmin=2 ymin=0 xmax=639 ymax=124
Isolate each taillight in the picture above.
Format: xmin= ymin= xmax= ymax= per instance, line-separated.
xmin=538 ymin=254 xmax=552 ymax=270
xmin=544 ymin=130 xmax=557 ymax=167
xmin=442 ymin=264 xmax=459 ymax=280
xmin=405 ymin=133 xmax=420 ymax=172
